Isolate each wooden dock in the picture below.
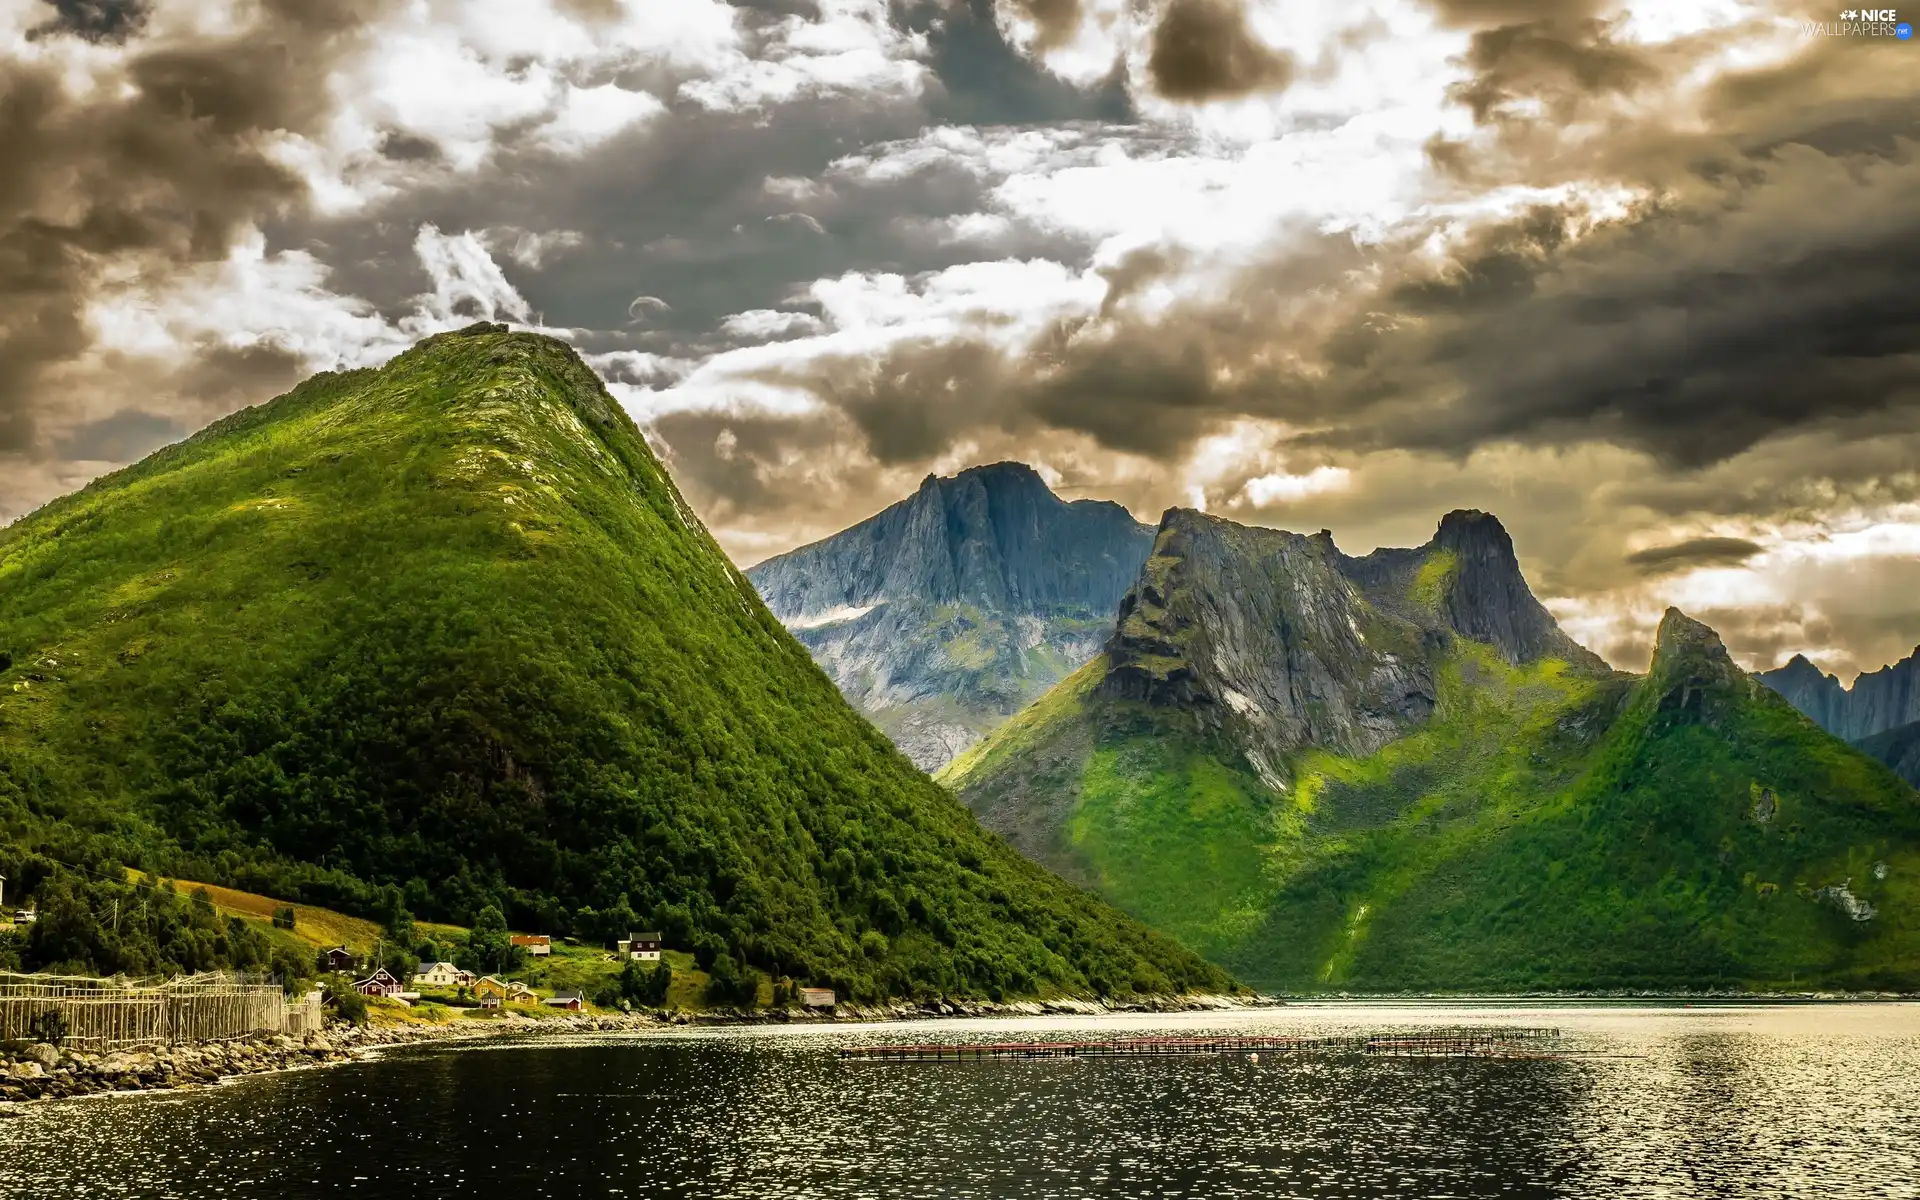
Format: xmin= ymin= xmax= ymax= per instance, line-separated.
xmin=840 ymin=1029 xmax=1562 ymax=1062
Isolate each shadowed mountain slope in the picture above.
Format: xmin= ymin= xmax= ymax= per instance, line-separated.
xmin=747 ymin=462 xmax=1154 ymax=771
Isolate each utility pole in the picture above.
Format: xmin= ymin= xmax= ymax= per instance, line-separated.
xmin=0 ymin=872 xmax=7 ymax=913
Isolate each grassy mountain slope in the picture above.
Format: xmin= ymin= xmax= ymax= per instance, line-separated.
xmin=0 ymin=324 xmax=1227 ymax=1002
xmin=944 ymin=515 xmax=1920 ymax=992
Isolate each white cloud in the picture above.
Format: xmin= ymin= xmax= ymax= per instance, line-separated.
xmin=408 ymin=225 xmax=536 ymax=329
xmin=719 ymin=310 xmax=827 ymax=341
xmin=1239 ymin=466 xmax=1354 ymax=507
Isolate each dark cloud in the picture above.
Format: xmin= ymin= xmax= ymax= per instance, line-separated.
xmin=27 ymin=0 xmax=151 ymax=44
xmin=1146 ymin=0 xmax=1294 ymax=103
xmin=1313 ymin=86 xmax=1920 ymax=467
xmin=1448 ymin=18 xmax=1655 ymax=126
xmin=378 ymin=131 xmax=443 ymax=162
xmin=0 ymin=0 xmax=376 ymax=467
xmin=907 ymin=0 xmax=1136 ymax=126
xmin=1423 ymin=0 xmax=1603 ymax=27
xmin=1625 ymin=536 xmax=1763 ymax=575
xmin=54 ymin=408 xmax=178 ymax=463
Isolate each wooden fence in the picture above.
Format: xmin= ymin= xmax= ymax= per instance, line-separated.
xmin=0 ymin=971 xmax=320 ymax=1049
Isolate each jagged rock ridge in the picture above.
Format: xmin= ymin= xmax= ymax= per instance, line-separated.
xmin=1100 ymin=511 xmax=1440 ymax=787
xmin=1094 ymin=507 xmax=1607 ymax=787
xmin=746 ymin=462 xmax=1154 ymax=771
xmin=1336 ymin=509 xmax=1608 ymax=671
xmin=1757 ymin=647 xmax=1920 ymax=744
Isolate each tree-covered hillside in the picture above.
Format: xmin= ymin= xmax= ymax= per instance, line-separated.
xmin=0 ymin=324 xmax=1228 ymax=1003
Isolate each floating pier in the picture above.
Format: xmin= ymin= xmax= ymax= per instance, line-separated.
xmin=840 ymin=1028 xmax=1563 ymax=1062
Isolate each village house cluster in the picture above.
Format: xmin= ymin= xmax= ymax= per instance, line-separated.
xmin=325 ymin=932 xmax=835 ymax=1014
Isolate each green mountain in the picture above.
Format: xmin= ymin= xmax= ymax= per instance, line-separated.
xmin=0 ymin=324 xmax=1228 ymax=1002
xmin=942 ymin=508 xmax=1920 ymax=992
xmin=746 ymin=463 xmax=1153 ymax=772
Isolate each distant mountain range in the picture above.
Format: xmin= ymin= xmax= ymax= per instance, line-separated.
xmin=746 ymin=462 xmax=1153 ymax=771
xmin=941 ymin=504 xmax=1920 ymax=992
xmin=0 ymin=330 xmax=1226 ymax=1003
xmin=1758 ymin=651 xmax=1920 ymax=785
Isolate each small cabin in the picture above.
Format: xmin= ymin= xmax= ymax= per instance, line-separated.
xmin=508 ymin=981 xmax=538 ymax=1004
xmin=614 ymin=932 xmax=662 ymax=961
xmin=354 ymin=968 xmax=403 ymax=997
xmin=323 ymin=945 xmax=357 ymax=973
xmin=510 ymin=934 xmax=552 ymax=957
xmin=473 ymin=975 xmax=510 ymax=1003
xmin=544 ymin=991 xmax=585 ymax=1011
xmin=799 ymin=987 xmax=836 ymax=1009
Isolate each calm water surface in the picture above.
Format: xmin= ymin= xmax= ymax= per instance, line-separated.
xmin=2 ymin=1004 xmax=1915 ymax=1198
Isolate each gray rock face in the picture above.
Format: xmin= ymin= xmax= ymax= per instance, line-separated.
xmin=1336 ymin=509 xmax=1608 ymax=671
xmin=1100 ymin=510 xmax=1439 ymax=786
xmin=1757 ymin=646 xmax=1920 ymax=743
xmin=1092 ymin=507 xmax=1611 ymax=788
xmin=1854 ymin=719 xmax=1920 ymax=787
xmin=746 ymin=462 xmax=1154 ymax=771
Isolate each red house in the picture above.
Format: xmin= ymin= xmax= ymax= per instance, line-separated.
xmin=354 ymin=968 xmax=403 ymax=997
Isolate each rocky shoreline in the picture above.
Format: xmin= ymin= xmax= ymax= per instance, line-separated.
xmin=0 ymin=1017 xmax=553 ymax=1108
xmin=0 ymin=992 xmax=1266 ymax=1108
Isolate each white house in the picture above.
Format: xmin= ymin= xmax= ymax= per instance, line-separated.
xmin=615 ymin=932 xmax=662 ymax=961
xmin=510 ymin=934 xmax=551 ymax=956
xmin=413 ymin=961 xmax=462 ymax=988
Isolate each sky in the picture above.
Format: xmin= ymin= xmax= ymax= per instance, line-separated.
xmin=2 ymin=0 xmax=1916 ymax=678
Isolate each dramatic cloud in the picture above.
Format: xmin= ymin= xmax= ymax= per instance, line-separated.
xmin=26 ymin=0 xmax=151 ymax=44
xmin=0 ymin=0 xmax=376 ymax=454
xmin=5 ymin=0 xmax=1920 ymax=675
xmin=1625 ymin=536 xmax=1765 ymax=575
xmin=1146 ymin=0 xmax=1295 ymax=102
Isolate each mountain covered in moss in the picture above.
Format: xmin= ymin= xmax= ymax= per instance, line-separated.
xmin=942 ymin=507 xmax=1920 ymax=993
xmin=747 ymin=462 xmax=1153 ymax=771
xmin=0 ymin=325 xmax=1229 ymax=1003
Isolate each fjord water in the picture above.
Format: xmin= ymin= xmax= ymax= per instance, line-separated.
xmin=4 ymin=1006 xmax=1915 ymax=1198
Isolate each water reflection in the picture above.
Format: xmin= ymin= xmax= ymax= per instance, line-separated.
xmin=1 ymin=1005 xmax=1914 ymax=1198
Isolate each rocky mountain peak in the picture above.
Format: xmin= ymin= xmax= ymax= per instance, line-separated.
xmin=744 ymin=462 xmax=1155 ymax=771
xmin=1335 ymin=510 xmax=1607 ymax=671
xmin=748 ymin=461 xmax=1152 ymax=620
xmin=1432 ymin=508 xmax=1513 ymax=554
xmin=1100 ymin=508 xmax=1438 ymax=786
xmin=1429 ymin=510 xmax=1605 ymax=670
xmin=1646 ymin=608 xmax=1749 ymax=721
xmin=1757 ymin=645 xmax=1920 ymax=742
